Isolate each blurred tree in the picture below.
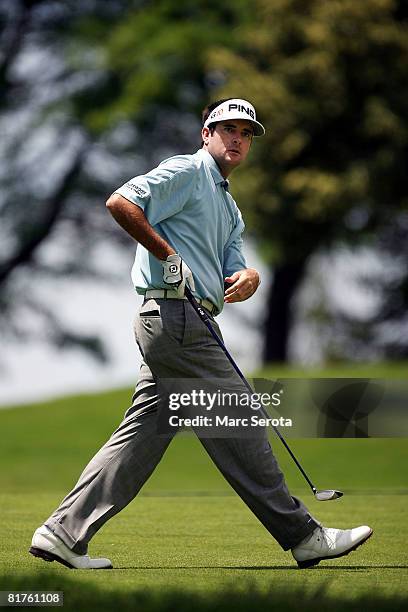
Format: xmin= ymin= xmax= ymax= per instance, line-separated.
xmin=0 ymin=0 xmax=131 ymax=360
xmin=208 ymin=0 xmax=408 ymax=361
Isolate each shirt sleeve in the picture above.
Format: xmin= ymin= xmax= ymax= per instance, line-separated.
xmin=113 ymin=156 xmax=196 ymax=226
xmin=223 ymin=209 xmax=247 ymax=277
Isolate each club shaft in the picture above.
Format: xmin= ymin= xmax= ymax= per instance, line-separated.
xmin=184 ymin=287 xmax=317 ymax=495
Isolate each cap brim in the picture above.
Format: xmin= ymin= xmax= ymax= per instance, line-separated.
xmin=204 ymin=115 xmax=265 ymax=136
xmin=251 ymin=120 xmax=265 ymax=136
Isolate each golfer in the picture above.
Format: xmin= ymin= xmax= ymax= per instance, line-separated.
xmin=30 ymin=98 xmax=372 ymax=569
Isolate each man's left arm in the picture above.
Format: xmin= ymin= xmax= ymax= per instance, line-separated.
xmin=223 ymin=225 xmax=260 ymax=303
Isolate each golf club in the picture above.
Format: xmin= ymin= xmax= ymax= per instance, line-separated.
xmin=184 ymin=286 xmax=343 ymax=502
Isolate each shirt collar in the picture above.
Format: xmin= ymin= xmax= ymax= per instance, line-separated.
xmin=197 ymin=149 xmax=229 ymax=190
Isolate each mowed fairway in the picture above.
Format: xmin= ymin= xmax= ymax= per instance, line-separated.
xmin=0 ymin=384 xmax=407 ymax=611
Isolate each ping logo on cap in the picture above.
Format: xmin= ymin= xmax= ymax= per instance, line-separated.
xmin=228 ymin=103 xmax=255 ymax=119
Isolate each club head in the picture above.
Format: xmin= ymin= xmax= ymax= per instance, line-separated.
xmin=314 ymin=489 xmax=344 ymax=501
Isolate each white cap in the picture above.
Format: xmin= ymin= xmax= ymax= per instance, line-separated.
xmin=203 ymin=98 xmax=265 ymax=136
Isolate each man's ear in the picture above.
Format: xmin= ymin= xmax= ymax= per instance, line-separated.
xmin=202 ymin=126 xmax=210 ymax=146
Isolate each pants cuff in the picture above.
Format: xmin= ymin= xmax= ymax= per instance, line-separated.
xmin=281 ymin=516 xmax=320 ymax=551
xmin=44 ymin=520 xmax=88 ymax=555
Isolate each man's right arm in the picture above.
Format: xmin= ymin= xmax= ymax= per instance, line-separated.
xmin=106 ymin=193 xmax=175 ymax=260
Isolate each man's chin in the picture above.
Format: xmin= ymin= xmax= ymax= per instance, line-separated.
xmin=225 ymin=153 xmax=243 ymax=166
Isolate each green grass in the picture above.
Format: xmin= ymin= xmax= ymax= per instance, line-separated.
xmin=0 ymin=380 xmax=407 ymax=611
xmin=254 ymin=361 xmax=408 ymax=378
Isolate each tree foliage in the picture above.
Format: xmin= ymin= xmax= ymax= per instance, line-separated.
xmin=210 ymin=0 xmax=408 ymax=259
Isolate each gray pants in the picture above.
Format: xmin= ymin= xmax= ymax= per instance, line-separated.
xmin=45 ymin=299 xmax=318 ymax=554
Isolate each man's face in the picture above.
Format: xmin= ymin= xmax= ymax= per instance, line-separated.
xmin=202 ymin=119 xmax=253 ymax=176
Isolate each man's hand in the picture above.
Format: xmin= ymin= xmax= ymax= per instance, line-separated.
xmin=224 ymin=268 xmax=260 ymax=303
xmin=161 ymin=254 xmax=195 ymax=297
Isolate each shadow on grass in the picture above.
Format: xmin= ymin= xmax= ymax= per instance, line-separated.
xmin=1 ymin=573 xmax=407 ymax=612
xmin=115 ymin=564 xmax=408 ymax=571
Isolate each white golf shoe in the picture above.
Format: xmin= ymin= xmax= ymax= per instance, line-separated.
xmin=29 ymin=525 xmax=112 ymax=569
xmin=292 ymin=524 xmax=373 ymax=569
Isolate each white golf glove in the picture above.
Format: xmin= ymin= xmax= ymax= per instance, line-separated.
xmin=161 ymin=254 xmax=195 ymax=296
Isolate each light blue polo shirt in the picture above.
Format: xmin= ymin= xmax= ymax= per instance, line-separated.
xmin=114 ymin=148 xmax=247 ymax=315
